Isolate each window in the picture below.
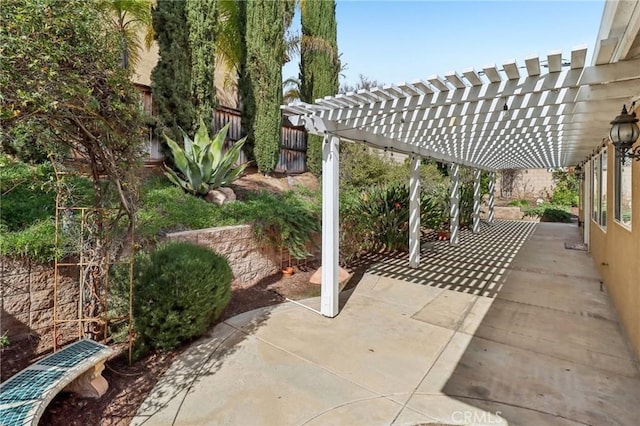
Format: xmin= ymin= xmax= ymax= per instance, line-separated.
xmin=592 ymin=156 xmax=599 ymax=223
xmin=600 ymin=150 xmax=607 ymax=228
xmin=615 ymin=151 xmax=632 ymax=228
xmin=591 ymin=151 xmax=607 ymax=228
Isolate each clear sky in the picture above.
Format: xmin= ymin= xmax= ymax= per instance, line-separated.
xmin=283 ymin=0 xmax=605 ymax=88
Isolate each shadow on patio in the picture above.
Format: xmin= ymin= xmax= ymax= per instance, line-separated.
xmin=393 ymin=221 xmax=640 ymax=425
xmin=133 ymin=220 xmax=640 ymax=425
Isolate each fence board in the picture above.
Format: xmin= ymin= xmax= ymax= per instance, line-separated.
xmin=213 ymin=107 xmax=307 ymax=174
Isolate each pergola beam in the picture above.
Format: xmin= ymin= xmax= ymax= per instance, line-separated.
xmin=283 ymin=49 xmax=640 ymax=170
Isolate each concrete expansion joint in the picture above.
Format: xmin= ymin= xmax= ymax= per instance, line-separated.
xmin=505 ymin=264 xmax=601 ymax=281
xmin=298 ymin=395 xmax=402 ymax=426
xmin=223 ymin=313 xmax=382 ymax=398
xmin=471 ymin=331 xmax=638 ymax=380
xmin=498 ymin=297 xmax=616 ymax=322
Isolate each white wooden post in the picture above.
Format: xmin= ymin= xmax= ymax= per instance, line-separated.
xmin=488 ymin=172 xmax=496 ymax=223
xmin=472 ymin=168 xmax=481 ymax=233
xmin=449 ymin=163 xmax=460 ymax=246
xmin=409 ymin=155 xmax=421 ymax=268
xmin=321 ymin=133 xmax=340 ymax=317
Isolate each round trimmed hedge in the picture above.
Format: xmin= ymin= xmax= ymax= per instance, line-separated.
xmin=133 ymin=242 xmax=232 ymax=353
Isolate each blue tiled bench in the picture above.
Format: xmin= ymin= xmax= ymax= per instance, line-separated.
xmin=0 ymin=339 xmax=113 ymax=426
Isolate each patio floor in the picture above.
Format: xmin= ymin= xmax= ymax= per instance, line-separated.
xmin=132 ymin=220 xmax=640 ymax=426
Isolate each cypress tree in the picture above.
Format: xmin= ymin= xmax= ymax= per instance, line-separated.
xmin=151 ymin=0 xmax=194 ymax=141
xmin=186 ymin=0 xmax=217 ymax=127
xmin=243 ymin=0 xmax=294 ymax=174
xmin=300 ymin=0 xmax=340 ymax=175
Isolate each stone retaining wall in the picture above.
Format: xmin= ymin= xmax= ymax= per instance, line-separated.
xmin=166 ymin=225 xmax=280 ymax=285
xmin=1 ymin=257 xmax=79 ymax=379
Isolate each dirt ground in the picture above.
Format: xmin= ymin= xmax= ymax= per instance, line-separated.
xmin=38 ymin=262 xmax=332 ymax=426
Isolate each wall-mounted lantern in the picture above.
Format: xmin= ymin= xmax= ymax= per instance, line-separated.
xmin=609 ymin=104 xmax=640 ymax=160
xmin=574 ymin=165 xmax=584 ymax=180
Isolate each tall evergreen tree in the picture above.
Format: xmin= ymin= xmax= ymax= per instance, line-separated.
xmin=186 ymin=0 xmax=217 ymax=127
xmin=151 ymin=0 xmax=194 ymax=141
xmin=300 ymin=0 xmax=340 ymax=175
xmin=243 ymin=0 xmax=294 ymax=174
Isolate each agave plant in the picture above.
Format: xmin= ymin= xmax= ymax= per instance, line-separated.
xmin=164 ymin=121 xmax=248 ymax=195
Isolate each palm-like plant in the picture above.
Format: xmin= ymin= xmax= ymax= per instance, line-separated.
xmin=100 ymin=0 xmax=153 ymax=70
xmin=164 ymin=121 xmax=248 ymax=196
xmin=283 ymin=77 xmax=301 ymax=103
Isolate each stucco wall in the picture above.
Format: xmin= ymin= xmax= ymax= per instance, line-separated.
xmin=589 ymin=142 xmax=640 ymax=360
xmin=133 ymin=39 xmax=238 ymax=109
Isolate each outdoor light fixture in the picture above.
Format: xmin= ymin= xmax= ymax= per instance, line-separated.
xmin=609 ymin=103 xmax=640 ymax=161
xmin=574 ymin=165 xmax=584 ymax=180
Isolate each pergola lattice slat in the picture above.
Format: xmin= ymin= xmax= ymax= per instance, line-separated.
xmin=284 ymin=47 xmax=640 ymax=170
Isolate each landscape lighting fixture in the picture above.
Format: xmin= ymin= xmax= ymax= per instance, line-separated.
xmin=609 ymin=103 xmax=640 ymax=161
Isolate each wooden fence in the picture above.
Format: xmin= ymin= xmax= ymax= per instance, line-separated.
xmin=213 ymin=106 xmax=307 ymax=174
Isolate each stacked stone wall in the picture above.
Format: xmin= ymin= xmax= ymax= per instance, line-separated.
xmin=1 ymin=257 xmax=79 ymax=380
xmin=166 ymin=225 xmax=281 ymax=284
xmin=496 ymin=168 xmax=555 ymax=199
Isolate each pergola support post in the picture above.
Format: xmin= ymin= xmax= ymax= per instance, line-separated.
xmin=409 ymin=155 xmax=421 ymax=268
xmin=321 ymin=133 xmax=340 ymax=317
xmin=449 ymin=163 xmax=460 ymax=246
xmin=488 ymin=172 xmax=496 ymax=223
xmin=472 ymin=168 xmax=481 ymax=233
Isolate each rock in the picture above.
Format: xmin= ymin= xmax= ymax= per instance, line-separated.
xmin=309 ymin=266 xmax=351 ymax=285
xmin=205 ymin=189 xmax=226 ymax=205
xmin=219 ymin=187 xmax=236 ymax=202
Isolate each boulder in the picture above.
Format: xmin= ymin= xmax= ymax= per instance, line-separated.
xmin=219 ymin=187 xmax=236 ymax=202
xmin=205 ymin=189 xmax=226 ymax=205
xmin=205 ymin=187 xmax=237 ymax=205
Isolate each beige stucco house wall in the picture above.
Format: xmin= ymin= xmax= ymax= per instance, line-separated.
xmin=132 ymin=39 xmax=239 ymax=109
xmin=587 ymin=103 xmax=640 ymax=360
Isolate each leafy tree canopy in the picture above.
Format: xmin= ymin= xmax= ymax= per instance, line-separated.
xmin=0 ymin=0 xmax=145 ymax=216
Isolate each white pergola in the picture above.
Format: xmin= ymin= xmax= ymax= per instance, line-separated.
xmin=283 ymin=1 xmax=640 ymax=317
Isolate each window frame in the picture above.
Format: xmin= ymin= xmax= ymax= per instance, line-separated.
xmin=600 ymin=150 xmax=607 ymax=229
xmin=591 ymin=156 xmax=599 ymax=224
xmin=614 ymin=149 xmax=632 ymax=230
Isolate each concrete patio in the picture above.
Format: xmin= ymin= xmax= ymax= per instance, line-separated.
xmin=133 ymin=221 xmax=640 ymax=426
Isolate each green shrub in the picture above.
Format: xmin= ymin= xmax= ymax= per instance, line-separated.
xmin=551 ymin=185 xmax=579 ymax=207
xmin=0 ymin=155 xmax=56 ymax=231
xmin=508 ymin=199 xmax=531 ymax=208
xmin=132 ymin=242 xmax=232 ymax=355
xmin=0 ymin=120 xmax=59 ymax=164
xmin=0 ymin=219 xmax=58 ymax=262
xmin=136 ymin=184 xmax=232 ymax=240
xmin=236 ymin=191 xmax=321 ymax=259
xmin=340 ymin=184 xmax=442 ymax=260
xmin=0 ymin=331 xmax=9 ymax=349
xmin=522 ymin=203 xmax=572 ymax=223
xmin=551 ymin=169 xmax=579 ymax=207
xmin=137 ymin=178 xmax=321 ymax=258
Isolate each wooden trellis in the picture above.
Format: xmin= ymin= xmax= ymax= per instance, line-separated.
xmin=52 ymin=163 xmax=134 ymax=362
